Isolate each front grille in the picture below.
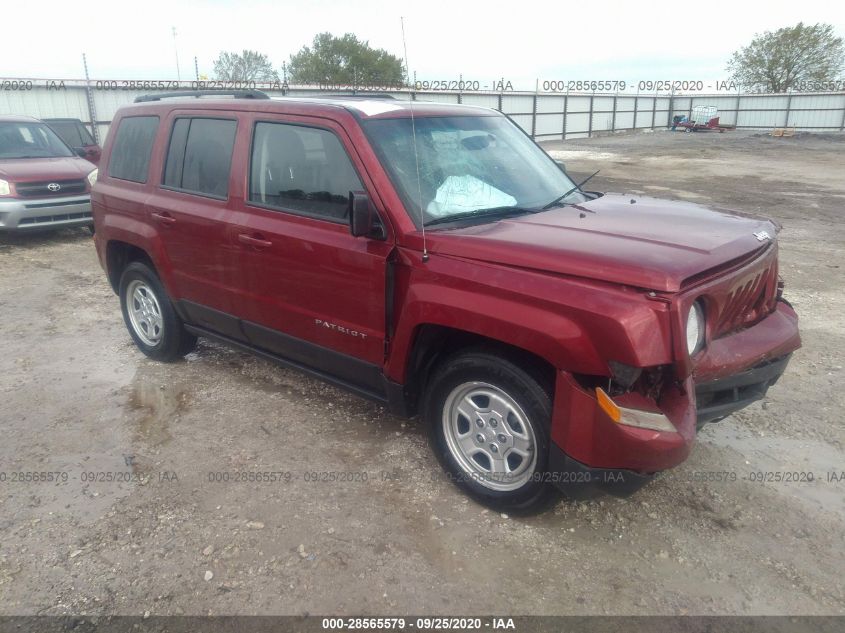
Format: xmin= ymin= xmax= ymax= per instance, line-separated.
xmin=15 ymin=179 xmax=87 ymax=197
xmin=24 ymin=199 xmax=89 ymax=209
xmin=714 ymin=263 xmax=778 ymax=336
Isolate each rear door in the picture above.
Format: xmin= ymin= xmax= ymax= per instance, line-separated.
xmin=145 ymin=112 xmax=245 ymax=339
xmin=230 ymin=114 xmax=394 ymax=389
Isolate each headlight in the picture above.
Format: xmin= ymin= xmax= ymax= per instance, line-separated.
xmin=87 ymin=169 xmax=98 ymax=187
xmin=686 ymin=300 xmax=705 ymax=356
xmin=0 ymin=179 xmax=10 ymax=196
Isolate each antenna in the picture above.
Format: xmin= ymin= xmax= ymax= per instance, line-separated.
xmin=400 ymin=17 xmax=429 ymax=263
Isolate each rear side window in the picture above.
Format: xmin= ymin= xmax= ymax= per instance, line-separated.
xmin=162 ymin=118 xmax=237 ymax=199
xmin=46 ymin=120 xmax=84 ymax=147
xmin=248 ymin=122 xmax=363 ymax=221
xmin=108 ymin=116 xmax=159 ymax=183
xmin=47 ymin=120 xmax=95 ymax=147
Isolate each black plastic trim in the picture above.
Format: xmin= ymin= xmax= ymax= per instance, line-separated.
xmin=547 ymin=444 xmax=653 ymax=499
xmin=383 ymin=377 xmax=412 ymax=417
xmin=178 ymin=300 xmax=388 ymax=400
xmin=180 ymin=300 xmax=246 ymax=342
xmin=239 ymin=320 xmax=384 ymax=393
xmin=385 ymin=252 xmax=396 ymax=341
xmin=134 ymin=90 xmax=269 ymax=103
xmin=695 ymin=353 xmax=792 ymax=426
xmin=184 ymin=323 xmax=389 ymax=406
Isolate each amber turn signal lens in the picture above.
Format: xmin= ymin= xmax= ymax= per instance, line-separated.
xmin=595 ymin=387 xmax=621 ymax=423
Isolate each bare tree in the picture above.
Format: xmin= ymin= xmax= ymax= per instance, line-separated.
xmin=213 ymin=50 xmax=279 ymax=82
xmin=727 ymin=23 xmax=844 ymax=93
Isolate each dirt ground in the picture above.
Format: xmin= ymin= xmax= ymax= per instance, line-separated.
xmin=0 ymin=130 xmax=843 ymax=617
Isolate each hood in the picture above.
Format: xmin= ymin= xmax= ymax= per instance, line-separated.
xmin=424 ymin=193 xmax=777 ymax=292
xmin=0 ymin=156 xmax=95 ymax=182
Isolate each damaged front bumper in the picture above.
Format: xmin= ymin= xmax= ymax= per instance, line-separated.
xmin=693 ymin=298 xmax=800 ymax=426
xmin=547 ymin=299 xmax=800 ymax=499
xmin=696 ymin=353 xmax=792 ymax=427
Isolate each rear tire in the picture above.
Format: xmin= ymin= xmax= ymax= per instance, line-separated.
xmin=424 ymin=347 xmax=556 ymax=513
xmin=119 ymin=261 xmax=196 ymax=361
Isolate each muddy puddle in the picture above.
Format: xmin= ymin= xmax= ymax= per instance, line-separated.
xmin=700 ymin=419 xmax=845 ymax=519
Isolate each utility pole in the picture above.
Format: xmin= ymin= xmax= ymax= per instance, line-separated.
xmin=172 ymin=27 xmax=181 ymax=81
xmin=194 ymin=56 xmax=199 ymax=81
xmin=82 ymin=53 xmax=99 ymax=144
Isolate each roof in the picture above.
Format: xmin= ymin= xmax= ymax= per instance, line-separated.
xmin=117 ymin=95 xmax=500 ymax=121
xmin=0 ymin=114 xmax=41 ymax=123
xmin=273 ymin=96 xmax=498 ymax=119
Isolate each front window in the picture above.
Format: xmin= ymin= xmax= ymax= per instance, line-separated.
xmin=248 ymin=122 xmax=364 ymax=222
xmin=363 ymin=115 xmax=586 ymax=227
xmin=0 ymin=121 xmax=73 ymax=159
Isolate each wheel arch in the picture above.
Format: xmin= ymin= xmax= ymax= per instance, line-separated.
xmin=105 ymin=236 xmax=176 ymax=298
xmin=398 ymin=324 xmax=557 ymax=417
xmin=106 ymin=240 xmax=154 ymax=293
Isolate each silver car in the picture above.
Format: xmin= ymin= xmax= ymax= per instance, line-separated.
xmin=0 ymin=115 xmax=97 ymax=232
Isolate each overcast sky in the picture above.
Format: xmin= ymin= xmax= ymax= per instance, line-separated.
xmin=3 ymin=0 xmax=844 ymax=89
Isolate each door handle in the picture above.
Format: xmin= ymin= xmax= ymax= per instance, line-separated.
xmin=151 ymin=211 xmax=176 ymax=225
xmin=238 ymin=233 xmax=273 ymax=249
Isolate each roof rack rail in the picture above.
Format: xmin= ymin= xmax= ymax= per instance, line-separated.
xmin=302 ymin=93 xmax=397 ymax=100
xmin=134 ymin=90 xmax=270 ymax=103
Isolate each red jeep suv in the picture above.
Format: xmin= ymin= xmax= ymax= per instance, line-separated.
xmin=91 ymin=90 xmax=800 ymax=510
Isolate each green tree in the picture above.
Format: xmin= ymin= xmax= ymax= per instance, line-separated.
xmin=287 ymin=33 xmax=405 ymax=86
xmin=213 ymin=50 xmax=279 ymax=82
xmin=727 ymin=23 xmax=844 ymax=92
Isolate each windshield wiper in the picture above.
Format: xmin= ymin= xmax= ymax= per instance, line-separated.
xmin=424 ymin=205 xmax=537 ymax=227
xmin=542 ymin=169 xmax=601 ymax=210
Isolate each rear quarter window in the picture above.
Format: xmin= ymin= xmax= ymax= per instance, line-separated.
xmin=46 ymin=120 xmax=84 ymax=147
xmin=108 ymin=116 xmax=159 ymax=183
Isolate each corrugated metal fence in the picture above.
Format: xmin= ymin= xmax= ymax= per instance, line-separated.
xmin=2 ymin=79 xmax=844 ymax=144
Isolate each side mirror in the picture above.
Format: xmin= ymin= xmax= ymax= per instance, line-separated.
xmin=555 ymin=160 xmax=567 ymax=173
xmin=74 ymin=147 xmax=88 ymax=158
xmin=348 ymin=191 xmax=384 ymax=239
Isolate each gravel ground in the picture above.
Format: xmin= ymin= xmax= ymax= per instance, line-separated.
xmin=0 ymin=130 xmax=843 ymax=617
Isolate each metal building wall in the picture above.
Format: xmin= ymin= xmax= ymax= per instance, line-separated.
xmin=1 ymin=81 xmax=843 ymax=143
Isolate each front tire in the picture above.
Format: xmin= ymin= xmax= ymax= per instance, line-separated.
xmin=424 ymin=348 xmax=556 ymax=512
xmin=119 ymin=261 xmax=196 ymax=361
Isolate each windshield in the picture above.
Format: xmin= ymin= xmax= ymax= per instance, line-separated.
xmin=0 ymin=121 xmax=74 ymax=159
xmin=363 ymin=114 xmax=587 ymax=227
